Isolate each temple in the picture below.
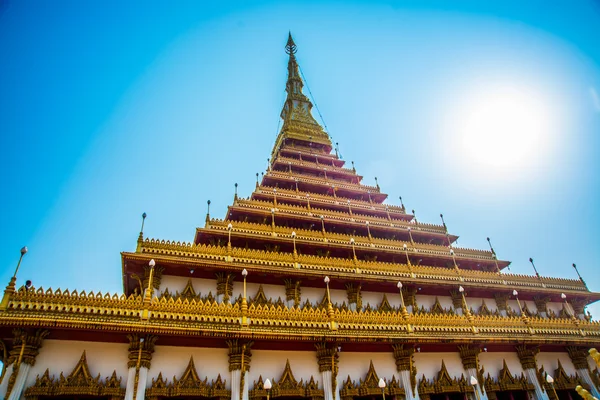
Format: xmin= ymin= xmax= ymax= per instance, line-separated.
xmin=1 ymin=33 xmax=600 ymax=400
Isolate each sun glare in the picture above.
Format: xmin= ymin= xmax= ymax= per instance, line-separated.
xmin=457 ymin=84 xmax=554 ymax=171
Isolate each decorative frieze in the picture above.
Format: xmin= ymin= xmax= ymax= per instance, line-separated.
xmin=533 ymin=296 xmax=550 ymax=315
xmin=458 ymin=345 xmax=481 ymax=371
xmin=315 ymin=342 xmax=339 ymax=373
xmin=6 ymin=329 xmax=49 ymax=366
xmin=450 ymin=290 xmax=464 ymax=310
xmin=227 ymin=339 xmax=253 ymax=373
xmin=494 ymin=293 xmax=509 ymax=313
xmin=567 ymin=346 xmax=591 ymax=370
xmin=516 ymin=345 xmax=539 ymax=370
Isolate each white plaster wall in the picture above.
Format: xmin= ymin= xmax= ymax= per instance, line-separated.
xmin=148 ymin=346 xmax=229 ymax=388
xmin=479 ymin=353 xmax=524 ymax=377
xmin=416 ymin=295 xmax=454 ymax=311
xmin=160 ymin=276 xmax=217 ymax=297
xmin=507 ymin=300 xmax=521 ymax=315
xmin=336 ymin=352 xmax=397 ymax=389
xmin=546 ymin=302 xmax=563 ymax=316
xmin=248 ymin=350 xmax=321 ymax=389
xmin=464 ymin=298 xmax=498 ymax=313
xmin=231 ymin=282 xmax=288 ymax=303
xmin=300 ymin=286 xmax=336 ymax=306
xmin=536 ymin=353 xmax=576 ymax=376
xmin=25 ymin=340 xmax=129 ymax=390
xmin=362 ymin=291 xmax=403 ymax=309
xmin=414 ymin=352 xmax=465 ymax=379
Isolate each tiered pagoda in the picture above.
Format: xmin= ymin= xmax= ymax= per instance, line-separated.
xmin=1 ymin=34 xmax=599 ymax=400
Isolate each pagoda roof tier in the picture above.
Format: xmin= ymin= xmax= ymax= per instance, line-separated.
xmin=3 ymin=281 xmax=600 ymax=346
xmin=264 ymin=171 xmax=386 ymax=202
xmin=272 ymin=155 xmax=361 ymax=182
xmin=278 ymin=144 xmax=345 ymax=167
xmin=196 ymin=220 xmax=507 ymax=271
xmin=224 ymin=199 xmax=456 ymax=244
xmin=2 ymin=280 xmax=599 ymax=346
xmin=253 ymin=186 xmax=411 ymax=221
xmin=124 ymin=239 xmax=594 ymax=301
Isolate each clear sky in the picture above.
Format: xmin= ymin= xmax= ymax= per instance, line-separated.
xmin=1 ymin=1 xmax=599 ymax=315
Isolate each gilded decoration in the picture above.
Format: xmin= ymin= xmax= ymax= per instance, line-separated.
xmin=127 ymin=334 xmax=158 ymax=369
xmin=458 ymin=345 xmax=481 ymax=371
xmin=533 ymin=296 xmax=550 ymax=314
xmin=6 ymin=328 xmax=49 ymax=366
xmin=284 ymin=279 xmax=301 ymax=307
xmin=216 ymin=272 xmax=235 ymax=303
xmin=346 ymin=283 xmax=362 ymax=309
xmin=566 ymin=346 xmax=591 ymax=370
xmin=418 ymin=361 xmax=474 ymax=396
xmin=24 ymin=351 xmax=124 ymax=400
xmin=539 ymin=360 xmax=589 ymax=398
xmin=516 ymin=345 xmax=539 ymax=371
xmin=494 ymin=294 xmax=509 ymax=313
xmin=227 ymin=339 xmax=253 ymax=372
xmin=146 ymin=356 xmax=229 ymax=400
xmin=339 ymin=361 xmax=404 ymax=400
xmin=483 ymin=360 xmax=533 ymax=400
xmin=249 ymin=360 xmax=323 ymax=400
xmin=392 ymin=344 xmax=417 ymax=395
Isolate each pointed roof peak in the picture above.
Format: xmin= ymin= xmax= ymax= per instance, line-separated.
xmin=286 ymin=32 xmax=297 ymax=55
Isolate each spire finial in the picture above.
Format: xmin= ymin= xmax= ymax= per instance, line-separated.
xmin=205 ymin=200 xmax=211 ymax=225
xmin=285 ymin=32 xmax=297 ymax=55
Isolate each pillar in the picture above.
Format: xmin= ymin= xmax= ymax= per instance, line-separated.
xmin=393 ymin=344 xmax=419 ymax=400
xmin=124 ymin=334 xmax=158 ymax=400
xmin=345 ymin=283 xmax=361 ymax=312
xmin=451 ymin=291 xmax=464 ymax=316
xmin=403 ymin=287 xmax=417 ymax=314
xmin=228 ymin=340 xmax=253 ymax=400
xmin=284 ymin=279 xmax=301 ymax=308
xmin=316 ymin=342 xmax=339 ymax=400
xmin=217 ymin=272 xmax=235 ymax=304
xmin=458 ymin=345 xmax=487 ymax=400
xmin=566 ymin=347 xmax=600 ymax=398
xmin=0 ymin=329 xmax=49 ymax=400
xmin=495 ymin=294 xmax=509 ymax=317
xmin=516 ymin=346 xmax=548 ymax=400
xmin=533 ymin=297 xmax=549 ymax=319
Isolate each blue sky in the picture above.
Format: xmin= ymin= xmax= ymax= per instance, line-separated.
xmin=1 ymin=1 xmax=599 ymax=314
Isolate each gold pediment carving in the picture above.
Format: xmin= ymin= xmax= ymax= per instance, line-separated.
xmin=419 ymin=361 xmax=473 ymax=395
xmin=146 ymin=357 xmax=229 ymax=399
xmin=539 ymin=360 xmax=588 ymax=393
xmin=339 ymin=361 xmax=403 ymax=400
xmin=484 ymin=360 xmax=533 ymax=393
xmin=249 ymin=360 xmax=323 ymax=400
xmin=24 ymin=351 xmax=124 ymax=400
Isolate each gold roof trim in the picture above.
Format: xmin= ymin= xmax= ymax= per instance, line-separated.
xmin=274 ymin=155 xmax=359 ymax=177
xmin=266 ymin=171 xmax=379 ymax=194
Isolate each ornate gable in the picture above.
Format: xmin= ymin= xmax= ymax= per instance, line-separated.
xmin=249 ymin=360 xmax=323 ymax=400
xmin=419 ymin=361 xmax=472 ymax=395
xmin=339 ymin=361 xmax=401 ymax=400
xmin=379 ymin=294 xmax=393 ymax=313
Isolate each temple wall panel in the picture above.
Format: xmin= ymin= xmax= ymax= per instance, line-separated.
xmin=464 ymin=297 xmax=498 ymax=312
xmin=25 ymin=339 xmax=129 ymax=389
xmin=249 ymin=350 xmax=321 ymax=386
xmin=417 ymin=295 xmax=453 ymax=310
xmin=362 ymin=291 xmax=402 ymax=309
xmin=160 ymin=276 xmax=217 ymax=296
xmin=232 ymin=282 xmax=287 ymax=303
xmin=479 ymin=352 xmax=524 ymax=376
xmin=336 ymin=352 xmax=397 ymax=387
xmin=414 ymin=352 xmax=464 ymax=378
xmin=536 ymin=353 xmax=577 ymax=375
xmin=148 ymin=346 xmax=229 ymax=388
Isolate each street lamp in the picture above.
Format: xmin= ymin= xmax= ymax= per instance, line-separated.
xmin=407 ymin=227 xmax=414 ymax=245
xmin=470 ymin=376 xmax=482 ymax=400
xmin=144 ymin=259 xmax=156 ymax=302
xmin=378 ymin=378 xmax=386 ymax=400
xmin=264 ymin=378 xmax=272 ymax=400
xmin=403 ymin=243 xmax=412 ymax=268
xmin=228 ymin=223 xmax=233 ymax=250
xmin=366 ymin=221 xmax=372 ymax=240
xmin=291 ymin=231 xmax=297 ymax=258
xmin=350 ymin=238 xmax=357 ymax=261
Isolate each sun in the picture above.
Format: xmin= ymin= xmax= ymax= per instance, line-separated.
xmin=457 ymin=84 xmax=552 ymax=170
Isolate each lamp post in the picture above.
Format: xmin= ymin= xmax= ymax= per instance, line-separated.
xmin=324 ymin=276 xmax=336 ymax=330
xmin=228 ymin=223 xmax=233 ymax=251
xmin=470 ymin=376 xmax=482 ymax=400
xmin=560 ymin=293 xmax=577 ymax=321
xmin=241 ymin=269 xmax=248 ymax=326
xmin=403 ymin=244 xmax=412 ymax=269
xmin=320 ymin=215 xmax=326 ymax=234
xmin=546 ymin=374 xmax=559 ymax=400
xmin=407 ymin=227 xmax=414 ymax=245
xmin=264 ymin=378 xmax=272 ymax=400
xmin=572 ymin=263 xmax=587 ymax=288
xmin=271 ymin=208 xmax=276 ymax=230
xmin=306 ymin=193 xmax=311 ymax=211
xmin=10 ymin=246 xmax=28 ymax=286
xmin=378 ymin=378 xmax=386 ymax=400
xmin=144 ymin=259 xmax=156 ymax=303
xmin=366 ymin=221 xmax=372 ymax=240
xmin=273 ymin=188 xmax=277 ymax=206
xmin=459 ymin=285 xmax=468 ymax=313
xmin=350 ymin=238 xmax=357 ymax=261
xmin=347 ymin=199 xmax=352 ymax=215
xmin=399 ymin=196 xmax=405 ymax=212
xmin=292 ymin=231 xmax=297 ymax=258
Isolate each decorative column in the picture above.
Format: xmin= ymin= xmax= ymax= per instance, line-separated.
xmin=566 ymin=346 xmax=600 ymax=398
xmin=125 ymin=334 xmax=158 ymax=400
xmin=228 ymin=340 xmax=253 ymax=400
xmin=0 ymin=329 xmax=49 ymax=400
xmin=516 ymin=345 xmax=548 ymax=400
xmin=533 ymin=297 xmax=549 ymax=319
xmin=494 ymin=294 xmax=509 ymax=317
xmin=403 ymin=287 xmax=417 ymax=313
xmin=458 ymin=345 xmax=487 ymax=400
xmin=315 ymin=342 xmax=339 ymax=400
xmin=217 ymin=272 xmax=235 ymax=304
xmin=284 ymin=279 xmax=301 ymax=308
xmin=570 ymin=299 xmax=586 ymax=320
xmin=392 ymin=344 xmax=418 ymax=400
xmin=345 ymin=283 xmax=362 ymax=312
xmin=450 ymin=290 xmax=464 ymax=316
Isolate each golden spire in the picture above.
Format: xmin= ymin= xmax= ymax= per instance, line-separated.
xmin=273 ymin=33 xmax=331 ymax=154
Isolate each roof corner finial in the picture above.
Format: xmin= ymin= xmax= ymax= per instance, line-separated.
xmin=285 ymin=32 xmax=297 ymax=55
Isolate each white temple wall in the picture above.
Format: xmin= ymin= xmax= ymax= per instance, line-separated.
xmin=416 ymin=295 xmax=454 ymax=311
xmin=414 ymin=352 xmax=464 ymax=378
xmin=536 ymin=353 xmax=576 ymax=376
xmin=148 ymin=346 xmax=229 ymax=388
xmin=463 ymin=297 xmax=498 ymax=313
xmin=362 ymin=291 xmax=402 ymax=309
xmin=479 ymin=352 xmax=524 ymax=376
xmin=249 ymin=350 xmax=321 ymax=387
xmin=25 ymin=340 xmax=129 ymax=390
xmin=299 ymin=286 xmax=334 ymax=306
xmin=336 ymin=352 xmax=397 ymax=388
xmin=546 ymin=302 xmax=564 ymax=315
